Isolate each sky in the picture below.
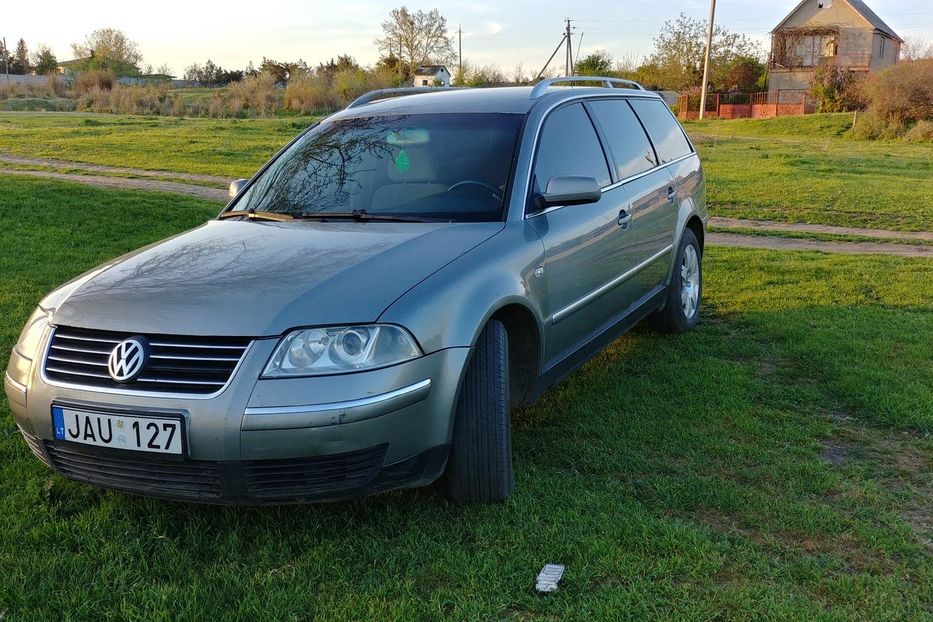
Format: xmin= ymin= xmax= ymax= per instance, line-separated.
xmin=5 ymin=0 xmax=933 ymax=76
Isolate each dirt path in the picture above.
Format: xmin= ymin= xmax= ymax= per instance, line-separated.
xmin=0 ymin=153 xmax=229 ymax=186
xmin=2 ymin=159 xmax=930 ymax=258
xmin=710 ymin=216 xmax=933 ymax=242
xmin=2 ymin=169 xmax=228 ymax=202
xmin=709 ymin=232 xmax=932 ymax=258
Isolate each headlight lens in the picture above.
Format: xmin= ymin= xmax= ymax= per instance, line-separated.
xmin=14 ymin=308 xmax=50 ymax=359
xmin=6 ymin=307 xmax=50 ymax=387
xmin=263 ymin=325 xmax=421 ymax=377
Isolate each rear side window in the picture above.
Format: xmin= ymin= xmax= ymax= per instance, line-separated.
xmin=533 ymin=103 xmax=611 ymax=191
xmin=630 ymin=99 xmax=693 ymax=163
xmin=587 ymin=100 xmax=658 ymax=180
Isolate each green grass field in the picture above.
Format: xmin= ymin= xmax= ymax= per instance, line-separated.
xmin=1 ymin=112 xmax=932 ymax=231
xmin=683 ymin=114 xmax=933 ymax=231
xmin=0 ymin=175 xmax=930 ymax=620
xmin=0 ymin=113 xmax=318 ymax=178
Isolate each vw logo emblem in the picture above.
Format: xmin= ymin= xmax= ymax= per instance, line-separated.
xmin=107 ymin=337 xmax=149 ymax=383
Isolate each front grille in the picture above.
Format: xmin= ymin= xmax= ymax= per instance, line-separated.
xmin=242 ymin=444 xmax=388 ymax=500
xmin=45 ymin=441 xmax=222 ymax=501
xmin=44 ymin=326 xmax=251 ymax=395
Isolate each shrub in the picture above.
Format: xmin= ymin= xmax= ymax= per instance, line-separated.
xmin=75 ymin=70 xmax=116 ymax=94
xmin=862 ymin=59 xmax=933 ymax=125
xmin=228 ymin=72 xmax=281 ymax=117
xmin=43 ymin=74 xmax=67 ymax=98
xmin=903 ymin=120 xmax=933 ymax=142
xmin=852 ymin=60 xmax=933 ymax=139
xmin=809 ymin=65 xmax=865 ymax=112
xmin=284 ymin=73 xmax=339 ymax=114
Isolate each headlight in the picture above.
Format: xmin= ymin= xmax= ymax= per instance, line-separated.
xmin=14 ymin=308 xmax=50 ymax=359
xmin=262 ymin=325 xmax=421 ymax=377
xmin=6 ymin=308 xmax=51 ymax=387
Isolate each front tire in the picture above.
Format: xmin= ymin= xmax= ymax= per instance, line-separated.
xmin=446 ymin=319 xmax=514 ymax=502
xmin=651 ymin=229 xmax=702 ymax=334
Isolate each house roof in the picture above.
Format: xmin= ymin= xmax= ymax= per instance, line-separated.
xmin=57 ymin=58 xmax=90 ymax=67
xmin=846 ymin=0 xmax=902 ymax=41
xmin=773 ymin=0 xmax=902 ymax=42
xmin=413 ymin=65 xmax=449 ymax=76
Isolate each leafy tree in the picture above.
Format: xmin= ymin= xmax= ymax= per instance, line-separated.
xmin=646 ymin=12 xmax=761 ymax=91
xmin=184 ymin=60 xmax=243 ymax=86
xmin=258 ymin=58 xmax=308 ymax=84
xmin=718 ymin=56 xmax=766 ymax=93
xmin=317 ymin=55 xmax=360 ymax=80
xmin=12 ymin=38 xmax=30 ymax=74
xmin=71 ymin=28 xmax=143 ymax=76
xmin=375 ymin=6 xmax=456 ymax=78
xmin=32 ymin=45 xmax=58 ymax=75
xmin=575 ymin=51 xmax=614 ymax=76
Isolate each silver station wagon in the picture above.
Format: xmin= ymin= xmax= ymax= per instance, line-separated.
xmin=5 ymin=77 xmax=706 ymax=504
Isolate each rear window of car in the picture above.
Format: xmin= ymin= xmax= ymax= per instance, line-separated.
xmin=533 ymin=103 xmax=612 ymax=192
xmin=629 ymin=99 xmax=693 ymax=163
xmin=587 ymin=99 xmax=658 ymax=180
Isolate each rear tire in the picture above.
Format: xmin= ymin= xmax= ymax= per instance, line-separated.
xmin=446 ymin=319 xmax=514 ymax=502
xmin=651 ymin=229 xmax=702 ymax=334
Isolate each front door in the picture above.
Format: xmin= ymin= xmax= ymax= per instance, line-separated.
xmin=525 ymin=103 xmax=637 ymax=364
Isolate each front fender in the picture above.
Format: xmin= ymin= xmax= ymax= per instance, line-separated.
xmin=377 ymin=221 xmax=547 ymax=355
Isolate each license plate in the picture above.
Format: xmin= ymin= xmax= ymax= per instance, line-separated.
xmin=52 ymin=406 xmax=184 ymax=455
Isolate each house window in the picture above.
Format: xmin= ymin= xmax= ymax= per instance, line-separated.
xmin=818 ymin=0 xmax=831 ymax=8
xmin=880 ymin=37 xmax=886 ymax=58
xmin=422 ymin=79 xmax=428 ymax=86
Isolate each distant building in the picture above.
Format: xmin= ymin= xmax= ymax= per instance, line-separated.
xmin=56 ymin=58 xmax=90 ymax=75
xmin=412 ymin=65 xmax=451 ymax=87
xmin=769 ymin=0 xmax=902 ymax=92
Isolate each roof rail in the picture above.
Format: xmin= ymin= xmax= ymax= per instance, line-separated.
xmin=346 ymin=86 xmax=470 ymax=110
xmin=530 ymin=76 xmax=645 ymax=100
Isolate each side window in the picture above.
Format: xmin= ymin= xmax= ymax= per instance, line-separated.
xmin=533 ymin=103 xmax=611 ymax=192
xmin=629 ymin=99 xmax=693 ymax=163
xmin=587 ymin=99 xmax=658 ymax=180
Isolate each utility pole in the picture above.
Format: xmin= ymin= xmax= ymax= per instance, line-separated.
xmin=3 ymin=37 xmax=9 ymax=87
xmin=699 ymin=0 xmax=717 ymax=120
xmin=564 ymin=19 xmax=574 ymax=75
xmin=457 ymin=25 xmax=463 ymax=81
xmin=536 ymin=19 xmax=576 ymax=80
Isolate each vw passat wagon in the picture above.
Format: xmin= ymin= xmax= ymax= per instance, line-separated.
xmin=5 ymin=77 xmax=706 ymax=503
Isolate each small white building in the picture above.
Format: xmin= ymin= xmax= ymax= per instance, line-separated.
xmin=412 ymin=65 xmax=451 ymax=87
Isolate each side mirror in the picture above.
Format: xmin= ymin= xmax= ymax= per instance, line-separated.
xmin=536 ymin=176 xmax=602 ymax=209
xmin=229 ymin=178 xmax=248 ymax=198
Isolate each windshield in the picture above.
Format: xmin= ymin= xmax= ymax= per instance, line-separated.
xmin=230 ymin=113 xmax=524 ymax=222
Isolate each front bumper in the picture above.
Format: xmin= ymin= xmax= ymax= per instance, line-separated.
xmin=6 ymin=338 xmax=470 ymax=504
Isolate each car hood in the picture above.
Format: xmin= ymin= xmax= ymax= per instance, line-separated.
xmin=49 ymin=219 xmax=504 ymax=337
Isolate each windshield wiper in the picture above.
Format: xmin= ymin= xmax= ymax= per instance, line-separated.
xmin=293 ymin=210 xmax=436 ymax=223
xmin=217 ymin=210 xmax=294 ymax=222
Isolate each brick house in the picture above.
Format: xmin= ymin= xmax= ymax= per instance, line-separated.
xmin=768 ymin=0 xmax=902 ymax=92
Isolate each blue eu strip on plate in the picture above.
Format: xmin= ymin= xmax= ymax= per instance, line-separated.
xmin=52 ymin=406 xmax=65 ymax=440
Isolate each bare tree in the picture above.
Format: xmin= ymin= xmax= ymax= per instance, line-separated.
xmin=375 ymin=7 xmax=456 ymax=78
xmin=901 ymin=36 xmax=933 ymax=61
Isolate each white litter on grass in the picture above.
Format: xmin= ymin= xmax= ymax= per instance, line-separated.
xmin=535 ymin=563 xmax=565 ymax=593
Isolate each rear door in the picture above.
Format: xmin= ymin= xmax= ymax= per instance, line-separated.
xmin=526 ymin=102 xmax=635 ymax=364
xmin=627 ymin=98 xmax=696 ymax=292
xmin=586 ymin=99 xmax=670 ymax=303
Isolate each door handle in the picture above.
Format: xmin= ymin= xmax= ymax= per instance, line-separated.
xmin=667 ymin=187 xmax=677 ymax=204
xmin=618 ymin=208 xmax=632 ymax=230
